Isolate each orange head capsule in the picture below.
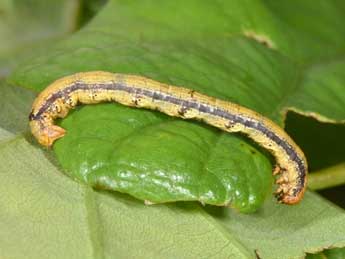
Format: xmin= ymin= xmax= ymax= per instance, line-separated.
xmin=29 ymin=117 xmax=66 ymax=147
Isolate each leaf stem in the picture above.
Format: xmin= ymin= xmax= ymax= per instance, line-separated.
xmin=308 ymin=162 xmax=345 ymax=190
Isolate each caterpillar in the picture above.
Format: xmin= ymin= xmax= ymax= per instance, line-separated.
xmin=29 ymin=71 xmax=307 ymax=204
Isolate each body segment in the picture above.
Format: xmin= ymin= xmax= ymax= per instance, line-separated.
xmin=29 ymin=71 xmax=308 ymax=204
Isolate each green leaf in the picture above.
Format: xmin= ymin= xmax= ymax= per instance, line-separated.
xmin=0 ymin=0 xmax=82 ymax=77
xmin=307 ymin=247 xmax=345 ymax=259
xmin=54 ymin=103 xmax=272 ymax=211
xmin=1 ymin=130 xmax=345 ymax=258
xmin=324 ymin=247 xmax=345 ymax=259
xmin=288 ymin=61 xmax=345 ymax=123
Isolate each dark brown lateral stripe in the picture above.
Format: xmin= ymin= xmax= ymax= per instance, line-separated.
xmin=29 ymin=82 xmax=306 ymax=190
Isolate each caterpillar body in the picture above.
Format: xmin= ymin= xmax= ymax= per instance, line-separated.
xmin=29 ymin=71 xmax=307 ymax=204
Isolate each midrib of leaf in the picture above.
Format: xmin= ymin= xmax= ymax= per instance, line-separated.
xmin=197 ymin=132 xmax=224 ymax=201
xmin=83 ymin=187 xmax=105 ymax=259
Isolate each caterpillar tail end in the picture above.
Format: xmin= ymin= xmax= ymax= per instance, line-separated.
xmin=281 ymin=185 xmax=306 ymax=205
xmin=274 ymin=181 xmax=306 ymax=205
xmin=29 ymin=120 xmax=66 ymax=147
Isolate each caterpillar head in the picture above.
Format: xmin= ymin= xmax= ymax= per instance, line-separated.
xmin=29 ymin=116 xmax=66 ymax=147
